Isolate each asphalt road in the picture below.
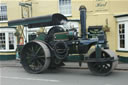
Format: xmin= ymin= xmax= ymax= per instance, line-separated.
xmin=0 ymin=66 xmax=128 ymax=85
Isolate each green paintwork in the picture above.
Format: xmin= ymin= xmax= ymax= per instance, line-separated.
xmin=96 ymin=44 xmax=101 ymax=58
xmin=8 ymin=16 xmax=52 ymax=26
xmin=55 ymin=32 xmax=68 ymax=40
xmin=8 ymin=13 xmax=68 ymax=27
xmin=0 ymin=55 xmax=16 ymax=60
xmin=14 ymin=19 xmax=51 ymax=26
xmin=66 ymin=55 xmax=84 ymax=62
xmin=35 ymin=33 xmax=47 ymax=41
xmin=119 ymin=56 xmax=128 ymax=63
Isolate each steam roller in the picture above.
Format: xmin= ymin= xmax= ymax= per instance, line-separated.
xmin=8 ymin=5 xmax=118 ymax=76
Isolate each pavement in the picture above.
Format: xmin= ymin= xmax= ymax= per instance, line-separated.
xmin=0 ymin=60 xmax=128 ymax=70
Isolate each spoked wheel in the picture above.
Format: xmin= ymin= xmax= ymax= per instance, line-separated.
xmin=87 ymin=49 xmax=118 ymax=76
xmin=20 ymin=41 xmax=51 ymax=74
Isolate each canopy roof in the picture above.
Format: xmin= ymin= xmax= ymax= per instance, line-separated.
xmin=8 ymin=13 xmax=68 ymax=28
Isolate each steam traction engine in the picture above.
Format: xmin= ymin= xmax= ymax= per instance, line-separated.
xmin=8 ymin=6 xmax=118 ymax=75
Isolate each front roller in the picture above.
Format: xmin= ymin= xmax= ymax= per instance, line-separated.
xmin=87 ymin=49 xmax=118 ymax=76
xmin=20 ymin=40 xmax=51 ymax=74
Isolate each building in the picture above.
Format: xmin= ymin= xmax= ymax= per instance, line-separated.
xmin=0 ymin=0 xmax=128 ymax=62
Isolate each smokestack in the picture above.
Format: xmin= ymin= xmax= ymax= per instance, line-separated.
xmin=79 ymin=5 xmax=87 ymax=39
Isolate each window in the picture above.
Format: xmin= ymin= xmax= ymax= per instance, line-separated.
xmin=9 ymin=33 xmax=15 ymax=50
xmin=0 ymin=33 xmax=6 ymax=50
xmin=59 ymin=0 xmax=71 ymax=16
xmin=115 ymin=15 xmax=128 ymax=51
xmin=117 ymin=21 xmax=128 ymax=50
xmin=0 ymin=28 xmax=16 ymax=51
xmin=0 ymin=3 xmax=8 ymax=21
xmin=119 ymin=24 xmax=125 ymax=48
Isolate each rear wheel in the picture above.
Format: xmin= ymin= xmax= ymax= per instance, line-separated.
xmin=21 ymin=41 xmax=51 ymax=74
xmin=87 ymin=49 xmax=118 ymax=76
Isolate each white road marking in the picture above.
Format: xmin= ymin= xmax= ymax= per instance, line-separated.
xmin=0 ymin=76 xmax=60 ymax=83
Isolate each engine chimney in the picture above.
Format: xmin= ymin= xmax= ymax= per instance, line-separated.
xmin=79 ymin=5 xmax=87 ymax=39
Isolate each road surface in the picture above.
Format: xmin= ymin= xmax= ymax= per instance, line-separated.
xmin=0 ymin=66 xmax=127 ymax=85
